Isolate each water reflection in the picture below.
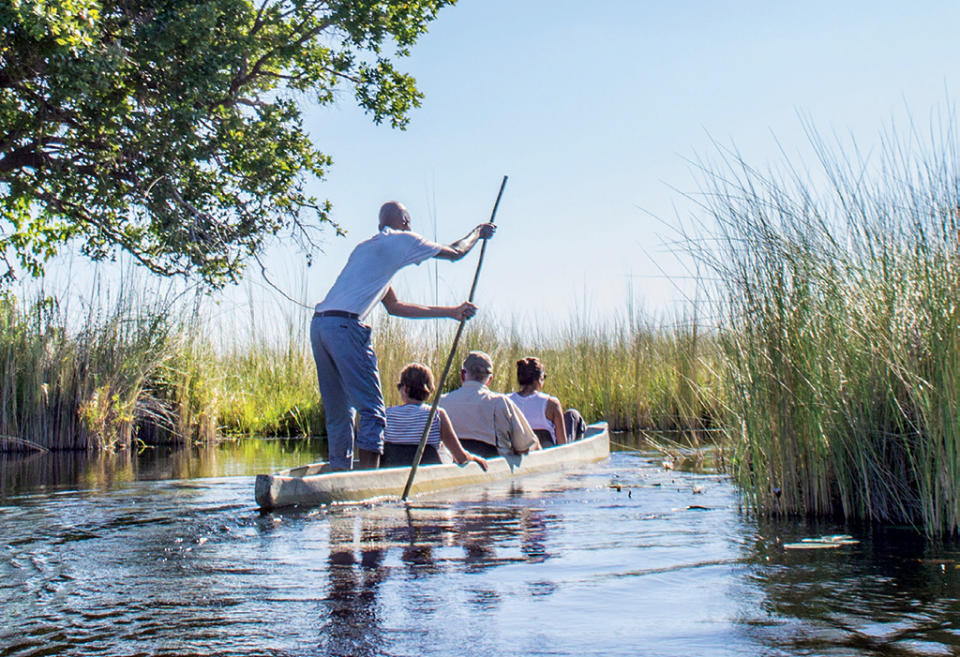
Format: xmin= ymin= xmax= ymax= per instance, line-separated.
xmin=5 ymin=437 xmax=960 ymax=656
xmin=739 ymin=520 xmax=960 ymax=656
xmin=320 ymin=511 xmax=386 ymax=657
xmin=258 ymin=497 xmax=556 ymax=657
xmin=0 ymin=437 xmax=327 ymax=499
xmin=0 ymin=449 xmax=135 ymax=498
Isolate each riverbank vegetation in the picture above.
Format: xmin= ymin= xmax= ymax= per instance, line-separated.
xmin=0 ymin=284 xmax=722 ymax=452
xmin=705 ymin=116 xmax=960 ymax=535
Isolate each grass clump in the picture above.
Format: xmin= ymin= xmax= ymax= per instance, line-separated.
xmin=214 ymin=314 xmax=323 ymax=437
xmin=0 ymin=282 xmax=212 ymax=451
xmin=703 ymin=112 xmax=960 ymax=534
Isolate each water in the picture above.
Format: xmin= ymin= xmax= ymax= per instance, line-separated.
xmin=2 ymin=438 xmax=960 ymax=656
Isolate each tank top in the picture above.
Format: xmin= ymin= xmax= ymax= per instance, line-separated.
xmin=508 ymin=391 xmax=555 ymax=442
xmin=385 ymin=403 xmax=442 ymax=446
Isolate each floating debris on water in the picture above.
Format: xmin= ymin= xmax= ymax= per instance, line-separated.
xmin=783 ymin=542 xmax=841 ymax=550
xmin=784 ymin=534 xmax=859 ymax=550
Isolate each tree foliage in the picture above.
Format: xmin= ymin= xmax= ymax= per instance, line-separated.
xmin=0 ymin=0 xmax=454 ymax=285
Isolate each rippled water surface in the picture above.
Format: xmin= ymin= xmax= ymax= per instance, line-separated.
xmin=3 ymin=437 xmax=960 ymax=656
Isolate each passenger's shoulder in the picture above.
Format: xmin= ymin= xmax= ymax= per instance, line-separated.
xmin=496 ymin=393 xmax=518 ymax=410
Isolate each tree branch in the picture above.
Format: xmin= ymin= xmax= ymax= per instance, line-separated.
xmin=0 ymin=143 xmax=54 ymax=174
xmin=251 ymin=0 xmax=274 ymax=34
xmin=226 ymin=15 xmax=335 ymax=105
xmin=32 ymin=188 xmax=184 ymax=277
xmin=322 ymin=66 xmax=361 ymax=84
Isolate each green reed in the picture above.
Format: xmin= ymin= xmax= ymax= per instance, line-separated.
xmin=371 ymin=312 xmax=722 ymax=434
xmin=0 ymin=279 xmax=723 ymax=451
xmin=0 ymin=279 xmax=207 ymax=451
xmin=703 ymin=113 xmax=960 ymax=534
xmin=212 ymin=308 xmax=324 ymax=438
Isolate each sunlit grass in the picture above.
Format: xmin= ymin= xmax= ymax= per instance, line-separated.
xmin=0 ymin=282 xmax=723 ymax=451
xmin=0 ymin=283 xmax=190 ymax=450
xmin=702 ymin=111 xmax=960 ymax=535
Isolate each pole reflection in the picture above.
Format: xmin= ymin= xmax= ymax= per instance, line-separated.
xmin=311 ymin=496 xmax=554 ymax=654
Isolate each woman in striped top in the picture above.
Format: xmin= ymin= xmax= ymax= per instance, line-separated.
xmin=383 ymin=363 xmax=488 ymax=470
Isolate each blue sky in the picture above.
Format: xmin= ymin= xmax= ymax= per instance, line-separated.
xmin=249 ymin=0 xmax=959 ymax=330
xmin=50 ymin=1 xmax=960 ymax=331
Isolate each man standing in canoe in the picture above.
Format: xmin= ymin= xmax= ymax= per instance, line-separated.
xmin=312 ymin=201 xmax=496 ymax=470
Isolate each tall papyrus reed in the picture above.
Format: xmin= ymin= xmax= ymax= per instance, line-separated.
xmin=703 ymin=114 xmax=960 ymax=534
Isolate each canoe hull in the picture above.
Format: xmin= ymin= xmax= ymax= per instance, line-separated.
xmin=255 ymin=421 xmax=610 ymax=509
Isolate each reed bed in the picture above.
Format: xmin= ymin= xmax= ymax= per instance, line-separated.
xmin=209 ymin=311 xmax=723 ymax=437
xmin=0 ymin=282 xmax=722 ymax=451
xmin=0 ymin=284 xmax=201 ymax=451
xmin=702 ymin=114 xmax=960 ymax=534
xmin=372 ymin=312 xmax=722 ymax=434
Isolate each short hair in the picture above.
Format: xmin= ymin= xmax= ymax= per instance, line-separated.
xmin=462 ymin=351 xmax=493 ymax=380
xmin=516 ymin=356 xmax=544 ymax=386
xmin=398 ymin=363 xmax=434 ymax=402
xmin=378 ymin=201 xmax=406 ymax=228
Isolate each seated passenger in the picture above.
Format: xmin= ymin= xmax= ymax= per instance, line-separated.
xmin=439 ymin=351 xmax=541 ymax=458
xmin=383 ymin=363 xmax=488 ymax=470
xmin=508 ymin=356 xmax=585 ymax=447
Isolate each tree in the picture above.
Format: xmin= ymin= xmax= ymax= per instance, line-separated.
xmin=0 ymin=0 xmax=454 ymax=286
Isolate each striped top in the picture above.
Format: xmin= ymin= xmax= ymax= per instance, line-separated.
xmin=384 ymin=403 xmax=442 ymax=446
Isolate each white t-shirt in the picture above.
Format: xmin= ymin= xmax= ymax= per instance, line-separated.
xmin=316 ymin=228 xmax=442 ymax=320
xmin=508 ymin=391 xmax=556 ymax=442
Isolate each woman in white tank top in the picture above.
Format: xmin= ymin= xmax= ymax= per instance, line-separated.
xmin=508 ymin=357 xmax=568 ymax=447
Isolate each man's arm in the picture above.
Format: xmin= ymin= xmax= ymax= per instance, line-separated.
xmin=381 ymin=286 xmax=477 ymax=321
xmin=434 ymin=223 xmax=497 ymax=261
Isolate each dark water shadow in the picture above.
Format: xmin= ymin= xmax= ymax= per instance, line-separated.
xmin=0 ymin=438 xmax=328 ymax=500
xmin=736 ymin=517 xmax=960 ymax=656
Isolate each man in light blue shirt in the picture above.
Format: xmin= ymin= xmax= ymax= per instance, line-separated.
xmin=312 ymin=201 xmax=495 ymax=470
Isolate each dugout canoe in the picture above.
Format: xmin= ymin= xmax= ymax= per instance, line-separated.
xmin=255 ymin=421 xmax=610 ymax=510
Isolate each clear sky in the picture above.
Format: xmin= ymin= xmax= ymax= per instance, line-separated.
xmin=51 ymin=1 xmax=960 ymax=331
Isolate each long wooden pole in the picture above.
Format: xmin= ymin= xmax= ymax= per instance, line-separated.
xmin=400 ymin=175 xmax=508 ymax=500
